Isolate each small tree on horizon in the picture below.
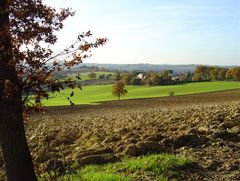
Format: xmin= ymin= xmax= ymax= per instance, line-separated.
xmin=88 ymin=72 xmax=97 ymax=79
xmin=112 ymin=81 xmax=128 ymax=100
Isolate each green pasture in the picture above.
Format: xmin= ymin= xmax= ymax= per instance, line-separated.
xmin=40 ymin=154 xmax=192 ymax=180
xmin=44 ymin=81 xmax=240 ymax=106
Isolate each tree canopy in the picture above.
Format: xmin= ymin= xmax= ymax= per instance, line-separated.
xmin=112 ymin=81 xmax=128 ymax=100
xmin=192 ymin=65 xmax=240 ymax=81
xmin=1 ymin=0 xmax=107 ymax=114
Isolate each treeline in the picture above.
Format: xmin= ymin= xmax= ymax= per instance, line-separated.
xmin=78 ymin=65 xmax=110 ymax=72
xmin=116 ymin=71 xmax=191 ymax=86
xmin=192 ymin=65 xmax=240 ymax=81
xmin=87 ymin=72 xmax=113 ymax=79
xmin=116 ymin=65 xmax=240 ymax=87
xmin=78 ymin=65 xmax=240 ymax=87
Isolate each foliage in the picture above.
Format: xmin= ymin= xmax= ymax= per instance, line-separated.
xmin=225 ymin=69 xmax=233 ymax=79
xmin=64 ymin=72 xmax=115 ymax=81
xmin=231 ymin=67 xmax=240 ymax=81
xmin=98 ymin=74 xmax=105 ymax=79
xmin=88 ymin=72 xmax=97 ymax=79
xmin=150 ymin=73 xmax=161 ymax=86
xmin=161 ymin=70 xmax=170 ymax=78
xmin=191 ymin=73 xmax=202 ymax=82
xmin=168 ymin=90 xmax=175 ymax=96
xmin=217 ymin=69 xmax=228 ymax=80
xmin=1 ymin=0 xmax=107 ymax=114
xmin=131 ymin=78 xmax=142 ymax=85
xmin=144 ymin=72 xmax=160 ymax=86
xmin=105 ymin=74 xmax=113 ymax=79
xmin=121 ymin=73 xmax=132 ymax=85
xmin=193 ymin=65 xmax=240 ymax=82
xmin=195 ymin=65 xmax=209 ymax=74
xmin=210 ymin=69 xmax=220 ymax=80
xmin=112 ymin=81 xmax=128 ymax=100
xmin=113 ymin=72 xmax=121 ymax=81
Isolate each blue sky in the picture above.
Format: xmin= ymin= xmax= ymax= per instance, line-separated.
xmin=45 ymin=0 xmax=240 ymax=65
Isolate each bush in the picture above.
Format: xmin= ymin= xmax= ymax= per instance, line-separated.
xmin=88 ymin=72 xmax=97 ymax=79
xmin=168 ymin=90 xmax=175 ymax=96
xmin=105 ymin=74 xmax=112 ymax=79
xmin=99 ymin=74 xmax=105 ymax=79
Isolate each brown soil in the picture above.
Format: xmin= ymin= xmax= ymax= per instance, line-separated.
xmin=1 ymin=89 xmax=240 ymax=180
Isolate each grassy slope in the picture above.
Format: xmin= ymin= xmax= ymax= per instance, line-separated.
xmin=44 ymin=81 xmax=240 ymax=106
xmin=40 ymin=154 xmax=191 ymax=181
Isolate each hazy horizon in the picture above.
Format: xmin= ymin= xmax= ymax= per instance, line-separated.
xmin=80 ymin=62 xmax=239 ymax=67
xmin=45 ymin=0 xmax=240 ymax=66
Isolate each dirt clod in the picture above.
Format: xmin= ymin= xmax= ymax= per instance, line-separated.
xmin=77 ymin=153 xmax=119 ymax=166
xmin=1 ymin=90 xmax=240 ymax=180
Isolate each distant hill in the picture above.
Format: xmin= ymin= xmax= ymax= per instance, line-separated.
xmin=72 ymin=63 xmax=236 ymax=74
xmin=76 ymin=63 xmax=197 ymax=73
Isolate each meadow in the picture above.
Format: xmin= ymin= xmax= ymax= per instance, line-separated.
xmin=44 ymin=81 xmax=240 ymax=106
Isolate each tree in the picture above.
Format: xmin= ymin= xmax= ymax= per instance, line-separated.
xmin=150 ymin=73 xmax=161 ymax=86
xmin=131 ymin=78 xmax=142 ymax=85
xmin=225 ymin=69 xmax=233 ymax=80
xmin=210 ymin=68 xmax=219 ymax=80
xmin=192 ymin=73 xmax=202 ymax=82
xmin=88 ymin=72 xmax=97 ymax=79
xmin=217 ymin=69 xmax=227 ymax=80
xmin=113 ymin=72 xmax=121 ymax=81
xmin=195 ymin=65 xmax=208 ymax=74
xmin=232 ymin=67 xmax=240 ymax=81
xmin=121 ymin=73 xmax=132 ymax=85
xmin=99 ymin=74 xmax=105 ymax=79
xmin=194 ymin=65 xmax=211 ymax=81
xmin=144 ymin=72 xmax=162 ymax=86
xmin=112 ymin=81 xmax=128 ymax=100
xmin=0 ymin=0 xmax=107 ymax=180
xmin=105 ymin=73 xmax=112 ymax=79
xmin=162 ymin=70 xmax=169 ymax=78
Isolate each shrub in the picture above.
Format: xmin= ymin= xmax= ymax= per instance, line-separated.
xmin=168 ymin=90 xmax=175 ymax=96
xmin=99 ymin=74 xmax=105 ymax=79
xmin=88 ymin=72 xmax=97 ymax=79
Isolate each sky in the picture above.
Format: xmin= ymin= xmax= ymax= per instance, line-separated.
xmin=45 ymin=0 xmax=240 ymax=65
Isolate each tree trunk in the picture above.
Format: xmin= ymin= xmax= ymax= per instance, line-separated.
xmin=0 ymin=94 xmax=37 ymax=181
xmin=0 ymin=1 xmax=37 ymax=180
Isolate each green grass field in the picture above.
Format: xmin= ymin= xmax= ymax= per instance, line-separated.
xmin=40 ymin=154 xmax=191 ymax=180
xmin=44 ymin=81 xmax=240 ymax=106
